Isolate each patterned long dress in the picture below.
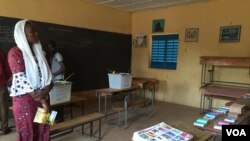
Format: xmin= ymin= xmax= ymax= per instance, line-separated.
xmin=8 ymin=47 xmax=50 ymax=141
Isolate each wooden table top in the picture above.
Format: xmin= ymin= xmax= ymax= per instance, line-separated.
xmin=132 ymin=77 xmax=159 ymax=88
xmin=96 ymin=85 xmax=141 ymax=96
xmin=51 ymin=95 xmax=86 ymax=106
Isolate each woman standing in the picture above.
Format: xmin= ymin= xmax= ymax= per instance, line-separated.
xmin=8 ymin=19 xmax=53 ymax=141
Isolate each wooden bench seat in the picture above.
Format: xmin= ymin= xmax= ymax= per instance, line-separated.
xmin=50 ymin=112 xmax=104 ymax=140
xmin=112 ymin=98 xmax=150 ymax=110
xmin=199 ymin=84 xmax=249 ymax=113
xmin=200 ymin=85 xmax=249 ymax=99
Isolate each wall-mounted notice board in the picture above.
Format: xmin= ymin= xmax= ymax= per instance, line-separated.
xmin=0 ymin=16 xmax=132 ymax=91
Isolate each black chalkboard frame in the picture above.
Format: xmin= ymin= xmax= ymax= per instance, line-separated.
xmin=0 ymin=16 xmax=132 ymax=91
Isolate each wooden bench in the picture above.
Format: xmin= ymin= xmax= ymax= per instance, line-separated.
xmin=199 ymin=84 xmax=249 ymax=113
xmin=112 ymin=98 xmax=151 ymax=110
xmin=50 ymin=112 xmax=104 ymax=140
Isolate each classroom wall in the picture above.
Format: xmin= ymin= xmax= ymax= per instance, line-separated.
xmin=0 ymin=0 xmax=131 ymax=34
xmin=131 ymin=0 xmax=250 ymax=108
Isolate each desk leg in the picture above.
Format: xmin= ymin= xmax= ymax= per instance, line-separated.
xmin=99 ymin=118 xmax=102 ymax=140
xmin=98 ymin=93 xmax=101 ymax=113
xmin=143 ymin=87 xmax=146 ymax=100
xmin=199 ymin=93 xmax=203 ymax=114
xmin=82 ymin=101 xmax=84 ymax=115
xmin=90 ymin=121 xmax=93 ymax=137
xmin=124 ymin=95 xmax=128 ymax=128
xmin=147 ymin=83 xmax=156 ymax=106
xmin=70 ymin=103 xmax=73 ymax=119
xmin=98 ymin=93 xmax=107 ymax=120
xmin=209 ymin=97 xmax=213 ymax=110
xmin=103 ymin=95 xmax=108 ymax=120
xmin=152 ymin=84 xmax=156 ymax=105
xmin=105 ymin=95 xmax=107 ymax=115
xmin=82 ymin=101 xmax=84 ymax=134
xmin=151 ymin=89 xmax=154 ymax=109
xmin=200 ymin=93 xmax=205 ymax=114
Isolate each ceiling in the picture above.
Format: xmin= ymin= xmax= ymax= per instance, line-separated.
xmin=85 ymin=0 xmax=212 ymax=13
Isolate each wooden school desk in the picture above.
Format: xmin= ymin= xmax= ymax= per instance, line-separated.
xmin=96 ymin=85 xmax=141 ymax=115
xmin=132 ymin=77 xmax=158 ymax=105
xmin=96 ymin=84 xmax=156 ymax=128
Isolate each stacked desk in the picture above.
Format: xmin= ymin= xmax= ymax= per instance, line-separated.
xmin=199 ymin=56 xmax=250 ymax=113
xmin=200 ymin=84 xmax=249 ymax=113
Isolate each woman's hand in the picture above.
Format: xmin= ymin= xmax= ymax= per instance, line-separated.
xmin=41 ymin=99 xmax=49 ymax=113
xmin=30 ymin=89 xmax=48 ymax=101
xmin=38 ymin=82 xmax=54 ymax=99
xmin=30 ymin=90 xmax=43 ymax=101
xmin=30 ymin=82 xmax=54 ymax=101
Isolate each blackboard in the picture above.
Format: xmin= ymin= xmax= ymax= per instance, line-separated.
xmin=0 ymin=16 xmax=132 ymax=91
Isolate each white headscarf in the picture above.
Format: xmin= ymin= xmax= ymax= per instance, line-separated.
xmin=14 ymin=19 xmax=52 ymax=89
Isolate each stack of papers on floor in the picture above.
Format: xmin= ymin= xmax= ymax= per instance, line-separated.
xmin=132 ymin=122 xmax=193 ymax=141
xmin=213 ymin=120 xmax=231 ymax=130
xmin=214 ymin=106 xmax=230 ymax=114
xmin=224 ymin=116 xmax=237 ymax=123
xmin=193 ymin=118 xmax=210 ymax=127
xmin=204 ymin=112 xmax=220 ymax=119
